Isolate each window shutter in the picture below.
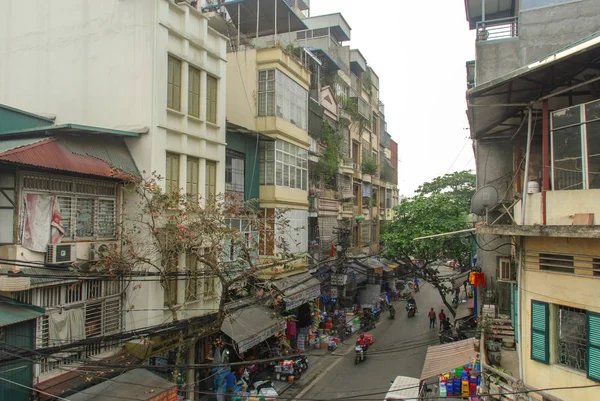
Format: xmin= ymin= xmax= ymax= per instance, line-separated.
xmin=512 ymin=284 xmax=519 ymax=343
xmin=588 ymin=312 xmax=600 ymax=382
xmin=531 ymin=300 xmax=549 ymax=364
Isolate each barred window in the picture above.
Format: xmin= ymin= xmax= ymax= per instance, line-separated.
xmin=556 ymin=305 xmax=587 ymax=372
xmin=23 ymin=174 xmax=118 ymax=241
xmin=225 ymin=150 xmax=245 ymax=200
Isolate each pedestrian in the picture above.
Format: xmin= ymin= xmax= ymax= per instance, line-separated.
xmin=439 ymin=309 xmax=446 ymax=324
xmin=428 ymin=307 xmax=436 ymax=329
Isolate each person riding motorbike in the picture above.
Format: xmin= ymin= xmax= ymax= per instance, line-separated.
xmin=406 ymin=297 xmax=418 ymax=313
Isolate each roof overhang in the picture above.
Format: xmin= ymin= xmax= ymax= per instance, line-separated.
xmin=467 ymin=32 xmax=600 ymax=140
xmin=477 ymin=224 xmax=600 ymax=238
xmin=464 ymin=0 xmax=516 ymax=29
xmin=308 ymin=48 xmax=341 ymax=72
xmin=0 ymin=123 xmax=144 ymax=138
xmin=204 ymin=0 xmax=307 ymax=37
xmin=420 ymin=338 xmax=478 ymax=380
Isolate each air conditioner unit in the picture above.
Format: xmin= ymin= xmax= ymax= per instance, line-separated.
xmin=89 ymin=242 xmax=119 ymax=261
xmin=46 ymin=243 xmax=77 ymax=264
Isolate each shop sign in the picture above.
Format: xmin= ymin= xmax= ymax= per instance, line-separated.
xmin=147 ymin=387 xmax=178 ymax=401
xmin=374 ymin=267 xmax=383 ymax=275
xmin=237 ymin=320 xmax=286 ymax=353
xmin=284 ymin=285 xmax=321 ymax=310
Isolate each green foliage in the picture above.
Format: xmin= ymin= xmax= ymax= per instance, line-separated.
xmin=363 ymin=69 xmax=373 ymax=98
xmin=382 ymin=171 xmax=476 ymax=316
xmin=315 ymin=123 xmax=344 ymax=186
xmin=361 ymin=150 xmax=378 ymax=175
xmin=284 ymin=43 xmax=303 ymax=60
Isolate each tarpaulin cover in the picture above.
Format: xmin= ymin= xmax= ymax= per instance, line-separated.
xmin=221 ymin=305 xmax=285 ymax=352
xmin=420 ymin=338 xmax=478 ymax=380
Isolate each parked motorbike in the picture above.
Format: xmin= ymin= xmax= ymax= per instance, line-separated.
xmin=273 ymin=359 xmax=301 ymax=381
xmin=238 ymin=369 xmax=279 ymax=399
xmin=439 ymin=328 xmax=467 ymax=344
xmin=452 ymin=295 xmax=459 ymax=309
xmin=288 ymin=355 xmax=309 ymax=373
xmin=361 ymin=308 xmax=376 ymax=331
xmin=354 ymin=344 xmax=368 ymax=365
xmin=389 ymin=304 xmax=396 ymax=320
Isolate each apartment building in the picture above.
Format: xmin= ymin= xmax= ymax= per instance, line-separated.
xmin=0 ymin=0 xmax=228 ymax=397
xmin=465 ymin=0 xmax=600 ymax=399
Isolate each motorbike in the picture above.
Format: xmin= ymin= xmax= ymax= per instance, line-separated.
xmin=406 ymin=301 xmax=416 ymax=318
xmin=354 ymin=343 xmax=368 ymax=365
xmin=389 ymin=304 xmax=396 ymax=319
xmin=360 ymin=308 xmax=376 ymax=331
xmin=439 ymin=327 xmax=467 ymax=344
xmin=452 ymin=295 xmax=459 ymax=309
xmin=237 ymin=369 xmax=279 ymax=399
xmin=273 ymin=359 xmax=302 ymax=381
xmin=288 ymin=355 xmax=309 ymax=373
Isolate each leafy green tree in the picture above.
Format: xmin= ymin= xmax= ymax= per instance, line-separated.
xmin=382 ymin=171 xmax=475 ymax=317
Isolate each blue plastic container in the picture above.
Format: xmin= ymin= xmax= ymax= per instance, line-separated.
xmin=447 ymin=381 xmax=453 ymax=396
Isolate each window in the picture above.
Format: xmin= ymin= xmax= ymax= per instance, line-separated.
xmin=226 ymin=218 xmax=257 ymax=260
xmin=361 ymin=223 xmax=371 ymax=244
xmin=593 ymin=258 xmax=600 ymax=277
xmin=531 ymin=300 xmax=549 ymax=364
xmin=22 ymin=174 xmax=117 ymax=240
xmin=551 ymin=99 xmax=600 ymax=190
xmin=556 ymin=305 xmax=587 ymax=372
xmin=539 ymin=253 xmax=574 ymax=274
xmin=167 ymin=56 xmax=182 ymax=111
xmin=259 ymin=208 xmax=275 ymax=256
xmin=187 ymin=157 xmax=199 ymax=201
xmin=188 ymin=66 xmax=201 ymax=117
xmin=201 ymin=248 xmax=217 ymax=297
xmin=258 ymin=69 xmax=308 ymax=130
xmin=0 ymin=172 xmax=15 ymax=244
xmin=186 ymin=253 xmax=198 ymax=301
xmin=166 ymin=153 xmax=180 ymax=193
xmin=205 ymin=160 xmax=217 ymax=200
xmin=353 ymin=184 xmax=360 ymax=206
xmin=226 ymin=150 xmax=245 ymax=201
xmin=206 ymin=75 xmax=218 ymax=123
xmin=259 ymin=140 xmax=307 ymax=190
xmin=163 ymin=266 xmax=178 ymax=306
xmin=499 ymin=257 xmax=515 ymax=280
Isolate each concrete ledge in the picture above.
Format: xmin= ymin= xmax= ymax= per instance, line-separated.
xmin=477 ymin=224 xmax=600 ymax=238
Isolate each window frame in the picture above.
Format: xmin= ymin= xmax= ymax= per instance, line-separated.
xmin=225 ymin=149 xmax=246 ymax=201
xmin=167 ymin=56 xmax=182 ymax=111
xmin=206 ymin=74 xmax=218 ymax=124
xmin=186 ymin=156 xmax=199 ymax=202
xmin=257 ymin=69 xmax=308 ymax=130
xmin=205 ymin=160 xmax=217 ymax=201
xmin=556 ymin=304 xmax=587 ymax=372
xmin=588 ymin=311 xmax=600 ymax=383
xmin=166 ymin=152 xmax=180 ymax=194
xmin=188 ymin=65 xmax=201 ymax=118
xmin=0 ymin=171 xmax=16 ymax=244
xmin=539 ymin=253 xmax=575 ymax=274
xmin=259 ymin=140 xmax=308 ymax=190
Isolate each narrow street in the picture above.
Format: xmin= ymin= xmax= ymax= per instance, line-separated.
xmin=290 ymin=268 xmax=456 ymax=400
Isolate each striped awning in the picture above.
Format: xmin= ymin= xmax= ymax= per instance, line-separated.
xmin=420 ymin=338 xmax=478 ymax=380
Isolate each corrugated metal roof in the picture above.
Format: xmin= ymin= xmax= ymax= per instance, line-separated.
xmin=0 ymin=298 xmax=45 ymax=327
xmin=420 ymin=338 xmax=478 ymax=380
xmin=0 ymin=137 xmax=49 ymax=153
xmin=0 ymin=136 xmax=139 ymax=178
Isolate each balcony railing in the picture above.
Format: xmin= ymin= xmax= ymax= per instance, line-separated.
xmin=476 ymin=17 xmax=518 ymax=42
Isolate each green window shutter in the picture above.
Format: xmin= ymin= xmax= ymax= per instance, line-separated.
xmin=531 ymin=300 xmax=549 ymax=364
xmin=588 ymin=312 xmax=600 ymax=382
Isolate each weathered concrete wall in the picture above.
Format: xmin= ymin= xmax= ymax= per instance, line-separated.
xmin=475 ymin=0 xmax=600 ymax=85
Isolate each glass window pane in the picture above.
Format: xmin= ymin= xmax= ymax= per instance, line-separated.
xmin=552 ymin=126 xmax=583 ymax=190
xmin=276 ymin=162 xmax=283 ymax=186
xmin=296 ymin=168 xmax=302 ymax=189
xmin=587 ymin=121 xmax=600 ymax=189
xmin=76 ymin=198 xmax=95 ymax=237
xmin=552 ymin=105 xmax=580 ymax=129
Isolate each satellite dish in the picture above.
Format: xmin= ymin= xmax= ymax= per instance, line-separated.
xmin=470 ymin=186 xmax=499 ymax=216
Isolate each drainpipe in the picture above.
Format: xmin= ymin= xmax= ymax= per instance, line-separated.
xmin=542 ymin=100 xmax=550 ymax=225
xmin=516 ymin=237 xmax=524 ymax=381
xmin=521 ymin=107 xmax=533 ymax=225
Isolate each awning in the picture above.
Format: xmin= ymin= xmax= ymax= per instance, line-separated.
xmin=380 ymin=258 xmax=399 ymax=270
xmin=272 ymin=272 xmax=321 ymax=310
xmin=67 ymin=369 xmax=176 ymax=401
xmin=467 ymin=32 xmax=600 ymax=139
xmin=307 ymin=47 xmax=341 ymax=72
xmin=0 ymin=135 xmax=140 ymax=178
xmin=204 ymin=0 xmax=308 ymax=37
xmin=0 ymin=297 xmax=45 ymax=327
xmin=221 ymin=305 xmax=285 ymax=352
xmin=420 ymin=338 xmax=478 ymax=380
xmin=359 ymin=257 xmax=387 ymax=272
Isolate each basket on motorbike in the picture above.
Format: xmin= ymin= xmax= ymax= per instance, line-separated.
xmin=363 ymin=333 xmax=373 ymax=346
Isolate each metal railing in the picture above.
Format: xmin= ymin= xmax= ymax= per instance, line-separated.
xmin=476 ymin=17 xmax=518 ymax=42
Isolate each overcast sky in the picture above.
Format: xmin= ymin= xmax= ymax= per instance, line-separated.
xmin=310 ymin=0 xmax=477 ymax=196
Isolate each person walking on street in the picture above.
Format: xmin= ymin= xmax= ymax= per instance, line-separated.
xmin=438 ymin=309 xmax=446 ymax=331
xmin=428 ymin=308 xmax=436 ymax=329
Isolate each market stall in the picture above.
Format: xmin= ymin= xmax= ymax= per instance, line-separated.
xmin=420 ymin=338 xmax=482 ymax=399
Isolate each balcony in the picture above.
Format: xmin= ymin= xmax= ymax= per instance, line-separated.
xmin=350 ymin=49 xmax=367 ymax=75
xmin=341 ymin=202 xmax=354 ymax=218
xmin=515 ymin=189 xmax=600 ymax=227
xmin=302 ymin=13 xmax=351 ymax=42
xmin=362 ymin=173 xmax=372 ymax=183
xmin=340 ymin=158 xmax=353 ymax=175
xmin=318 ymin=197 xmax=339 ymax=217
xmin=476 ymin=17 xmax=518 ymax=42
